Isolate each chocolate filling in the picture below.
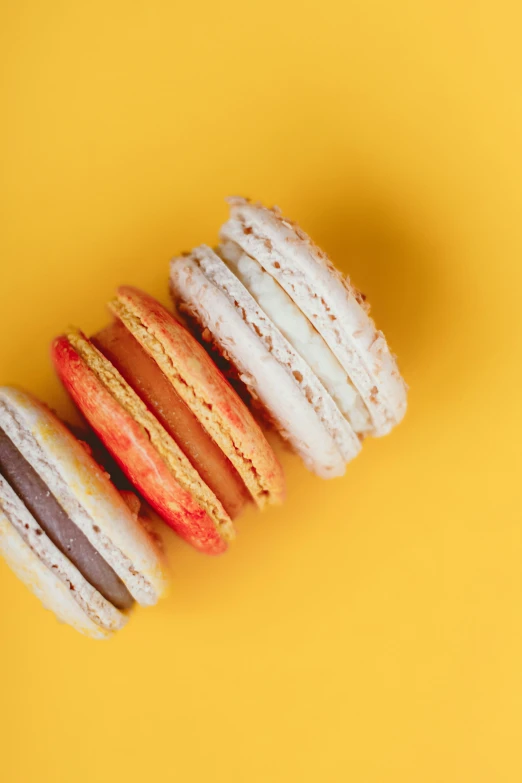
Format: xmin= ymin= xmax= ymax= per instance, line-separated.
xmin=0 ymin=426 xmax=134 ymax=610
xmin=93 ymin=320 xmax=249 ymax=519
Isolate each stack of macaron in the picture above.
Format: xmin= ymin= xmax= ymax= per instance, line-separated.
xmin=170 ymin=198 xmax=407 ymax=477
xmin=0 ymin=197 xmax=407 ymax=638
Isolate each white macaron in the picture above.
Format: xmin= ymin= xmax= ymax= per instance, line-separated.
xmin=0 ymin=387 xmax=167 ymax=639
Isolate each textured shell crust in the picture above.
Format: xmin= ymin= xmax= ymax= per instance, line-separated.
xmin=51 ymin=336 xmax=228 ymax=555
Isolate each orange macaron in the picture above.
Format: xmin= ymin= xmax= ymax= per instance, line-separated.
xmin=52 ymin=287 xmax=284 ymax=555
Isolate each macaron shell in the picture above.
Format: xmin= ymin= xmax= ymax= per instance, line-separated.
xmin=171 ymin=248 xmax=362 ymax=477
xmin=0 ymin=474 xmax=127 ymax=633
xmin=52 ymin=336 xmax=228 ymax=555
xmin=111 ymin=286 xmax=285 ymax=506
xmin=0 ymin=492 xmax=114 ymax=640
xmin=220 ymin=198 xmax=407 ymax=437
xmin=0 ymin=386 xmax=168 ymax=602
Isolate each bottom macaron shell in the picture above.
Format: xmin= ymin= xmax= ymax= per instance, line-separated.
xmin=0 ymin=506 xmax=114 ymax=639
xmin=52 ymin=337 xmax=228 ymax=555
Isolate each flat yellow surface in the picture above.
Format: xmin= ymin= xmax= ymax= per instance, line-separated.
xmin=0 ymin=2 xmax=521 ymax=781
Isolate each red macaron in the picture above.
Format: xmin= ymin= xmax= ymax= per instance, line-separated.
xmin=52 ymin=287 xmax=285 ymax=555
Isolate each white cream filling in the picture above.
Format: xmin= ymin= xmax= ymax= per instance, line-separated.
xmin=219 ymin=240 xmax=372 ymax=434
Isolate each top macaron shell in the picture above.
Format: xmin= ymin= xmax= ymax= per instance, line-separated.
xmin=220 ymin=197 xmax=408 ymax=437
xmin=111 ymin=286 xmax=285 ymax=506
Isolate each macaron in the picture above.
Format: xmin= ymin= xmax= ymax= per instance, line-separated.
xmin=0 ymin=387 xmax=167 ymax=639
xmin=170 ymin=197 xmax=407 ymax=478
xmin=52 ymin=287 xmax=285 ymax=556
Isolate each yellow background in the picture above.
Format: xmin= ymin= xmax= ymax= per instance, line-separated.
xmin=1 ymin=1 xmax=521 ymax=781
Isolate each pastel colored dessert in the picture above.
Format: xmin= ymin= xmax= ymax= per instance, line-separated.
xmin=52 ymin=287 xmax=285 ymax=556
xmin=0 ymin=387 xmax=167 ymax=639
xmin=170 ymin=197 xmax=407 ymax=478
